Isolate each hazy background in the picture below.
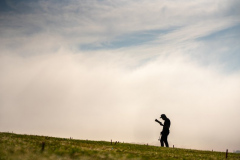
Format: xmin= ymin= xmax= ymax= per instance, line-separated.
xmin=0 ymin=0 xmax=240 ymax=152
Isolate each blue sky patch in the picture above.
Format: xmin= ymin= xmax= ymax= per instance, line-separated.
xmin=80 ymin=28 xmax=175 ymax=50
xmin=195 ymin=23 xmax=240 ymax=72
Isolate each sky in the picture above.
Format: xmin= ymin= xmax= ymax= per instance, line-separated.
xmin=0 ymin=0 xmax=240 ymax=152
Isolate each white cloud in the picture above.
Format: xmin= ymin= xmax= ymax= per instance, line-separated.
xmin=158 ymin=18 xmax=239 ymax=43
xmin=1 ymin=0 xmax=239 ymax=50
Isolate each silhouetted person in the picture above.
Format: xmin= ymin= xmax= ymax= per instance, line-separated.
xmin=155 ymin=114 xmax=171 ymax=147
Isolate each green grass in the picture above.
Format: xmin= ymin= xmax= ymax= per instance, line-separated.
xmin=0 ymin=132 xmax=239 ymax=160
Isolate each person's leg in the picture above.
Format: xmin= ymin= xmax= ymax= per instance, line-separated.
xmin=160 ymin=135 xmax=165 ymax=147
xmin=164 ymin=135 xmax=169 ymax=147
xmin=160 ymin=134 xmax=168 ymax=147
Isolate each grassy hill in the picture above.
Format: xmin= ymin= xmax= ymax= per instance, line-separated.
xmin=0 ymin=132 xmax=239 ymax=160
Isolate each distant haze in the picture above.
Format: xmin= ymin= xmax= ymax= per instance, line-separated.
xmin=0 ymin=0 xmax=240 ymax=152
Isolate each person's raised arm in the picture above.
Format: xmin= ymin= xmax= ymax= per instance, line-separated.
xmin=155 ymin=119 xmax=163 ymax=126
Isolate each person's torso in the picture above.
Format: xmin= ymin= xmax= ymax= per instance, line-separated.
xmin=162 ymin=118 xmax=170 ymax=132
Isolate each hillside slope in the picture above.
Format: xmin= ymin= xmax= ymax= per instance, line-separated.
xmin=0 ymin=132 xmax=239 ymax=160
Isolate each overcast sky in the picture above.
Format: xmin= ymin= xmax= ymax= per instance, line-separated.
xmin=0 ymin=0 xmax=240 ymax=152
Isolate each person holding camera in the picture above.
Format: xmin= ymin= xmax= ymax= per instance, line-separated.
xmin=155 ymin=114 xmax=171 ymax=147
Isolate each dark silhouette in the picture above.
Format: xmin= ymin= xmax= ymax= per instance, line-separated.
xmin=155 ymin=114 xmax=171 ymax=147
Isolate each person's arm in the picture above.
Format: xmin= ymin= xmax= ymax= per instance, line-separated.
xmin=155 ymin=119 xmax=163 ymax=126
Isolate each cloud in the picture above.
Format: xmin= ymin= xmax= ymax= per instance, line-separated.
xmin=1 ymin=0 xmax=239 ymax=49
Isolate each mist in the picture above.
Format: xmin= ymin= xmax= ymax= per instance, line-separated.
xmin=1 ymin=49 xmax=239 ymax=151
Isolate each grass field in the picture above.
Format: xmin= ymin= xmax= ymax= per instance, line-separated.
xmin=0 ymin=132 xmax=239 ymax=160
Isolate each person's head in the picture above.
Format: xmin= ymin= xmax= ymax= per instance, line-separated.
xmin=160 ymin=114 xmax=167 ymax=120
